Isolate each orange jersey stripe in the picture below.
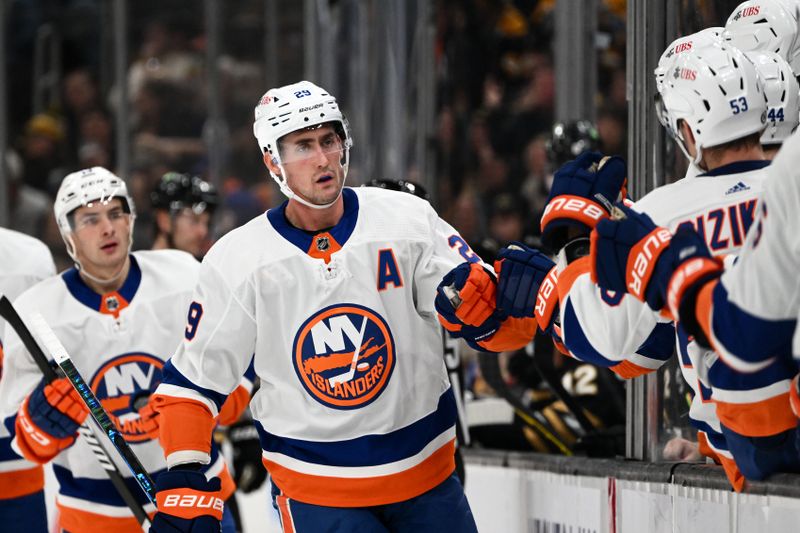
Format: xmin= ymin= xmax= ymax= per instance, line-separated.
xmin=152 ymin=394 xmax=215 ymax=458
xmin=57 ymin=503 xmax=156 ymax=533
xmin=557 ymin=257 xmax=591 ymax=301
xmin=694 ymin=279 xmax=717 ymax=350
xmin=610 ymin=359 xmax=657 ymax=379
xmin=217 ymin=385 xmax=251 ymax=426
xmin=715 ymin=392 xmax=798 ymax=437
xmin=0 ymin=465 xmax=44 ymax=499
xmin=696 ymin=432 xmax=745 ymax=492
xmin=264 ymin=439 xmax=455 ymax=507
xmin=277 ymin=493 xmax=295 ymax=532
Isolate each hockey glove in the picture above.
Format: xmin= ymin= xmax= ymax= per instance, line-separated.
xmin=590 ymin=204 xmax=722 ymax=313
xmin=541 ymin=151 xmax=627 ymax=253
xmin=151 ymin=469 xmax=224 ymax=533
xmin=15 ymin=377 xmax=89 ymax=463
xmin=494 ymin=243 xmax=559 ymax=335
xmin=227 ymin=419 xmax=267 ymax=493
xmin=436 ymin=262 xmax=501 ymax=345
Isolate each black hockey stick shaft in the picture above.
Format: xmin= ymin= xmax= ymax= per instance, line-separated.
xmin=0 ymin=296 xmax=153 ymax=527
xmin=48 ymin=341 xmax=157 ymax=504
xmin=528 ymin=351 xmax=596 ymax=435
xmin=477 ymin=352 xmax=572 ymax=455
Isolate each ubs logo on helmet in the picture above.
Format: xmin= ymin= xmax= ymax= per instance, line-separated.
xmin=673 ymin=67 xmax=697 ymax=81
xmin=292 ymin=303 xmax=395 ymax=410
xmin=89 ymin=353 xmax=164 ymax=442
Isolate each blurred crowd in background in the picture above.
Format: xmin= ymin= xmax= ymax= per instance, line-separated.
xmin=3 ymin=0 xmax=631 ymax=457
xmin=4 ymin=0 xmax=628 ymax=267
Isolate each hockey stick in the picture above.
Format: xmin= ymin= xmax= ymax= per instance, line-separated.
xmin=0 ymin=296 xmax=153 ymax=528
xmin=29 ymin=313 xmax=157 ymax=503
xmin=526 ymin=339 xmax=596 ymax=435
xmin=477 ymin=351 xmax=573 ymax=455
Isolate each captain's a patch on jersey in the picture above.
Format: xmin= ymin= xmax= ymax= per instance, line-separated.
xmin=292 ymin=303 xmax=395 ymax=410
xmin=89 ymin=352 xmax=164 ymax=442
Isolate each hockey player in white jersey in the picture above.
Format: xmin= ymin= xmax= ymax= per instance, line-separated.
xmin=549 ymin=43 xmax=800 ymax=489
xmin=588 ymin=121 xmax=800 ymax=458
xmin=149 ymin=81 xmax=484 ymax=532
xmin=0 ymin=229 xmax=55 ymax=532
xmin=0 ymin=168 xmax=245 ymax=532
xmin=452 ymin=41 xmax=800 ymax=491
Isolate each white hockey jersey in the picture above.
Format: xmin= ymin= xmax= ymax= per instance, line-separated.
xmin=557 ymin=161 xmax=787 ymax=470
xmin=0 ymin=229 xmax=55 ymax=502
xmin=699 ymin=132 xmax=800 ymax=373
xmin=0 ymin=250 xmax=235 ymax=532
xmin=155 ymin=187 xmax=475 ymax=507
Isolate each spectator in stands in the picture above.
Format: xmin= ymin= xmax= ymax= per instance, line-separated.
xmin=18 ymin=114 xmax=67 ymax=196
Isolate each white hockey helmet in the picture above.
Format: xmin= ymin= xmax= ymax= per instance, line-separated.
xmin=658 ymin=42 xmax=767 ymax=165
xmin=252 ymin=80 xmax=353 ymax=209
xmin=655 ymin=27 xmax=723 ymax=94
xmin=55 ymin=166 xmax=136 ymax=261
xmin=723 ymin=0 xmax=800 ymax=73
xmin=746 ymin=50 xmax=800 ymax=144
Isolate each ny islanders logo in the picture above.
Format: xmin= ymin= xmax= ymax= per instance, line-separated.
xmin=89 ymin=353 xmax=164 ymax=442
xmin=293 ymin=303 xmax=395 ymax=409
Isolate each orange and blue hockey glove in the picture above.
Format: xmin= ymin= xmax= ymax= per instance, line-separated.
xmin=494 ymin=243 xmax=559 ymax=336
xmin=590 ymin=204 xmax=722 ymax=321
xmin=151 ymin=469 xmax=224 ymax=532
xmin=15 ymin=376 xmax=89 ymax=463
xmin=541 ymin=152 xmax=627 ymax=253
xmin=435 ymin=262 xmax=502 ymax=349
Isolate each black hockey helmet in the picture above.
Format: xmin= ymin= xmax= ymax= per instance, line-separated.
xmin=547 ymin=120 xmax=600 ymax=168
xmin=151 ymin=172 xmax=220 ymax=215
xmin=363 ymin=178 xmax=430 ymax=201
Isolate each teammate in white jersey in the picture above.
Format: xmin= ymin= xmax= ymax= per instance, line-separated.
xmin=588 ymin=111 xmax=800 ymax=466
xmin=454 ymin=41 xmax=799 ymax=491
xmin=0 ymin=168 xmax=244 ymax=532
xmin=0 ymin=229 xmax=56 ymax=532
xmin=150 ymin=170 xmax=263 ymax=531
xmin=149 ymin=81 xmax=483 ymax=532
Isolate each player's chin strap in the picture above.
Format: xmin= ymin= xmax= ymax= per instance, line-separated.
xmin=270 ymin=149 xmax=350 ymax=210
xmin=675 ymin=129 xmax=705 ymax=168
